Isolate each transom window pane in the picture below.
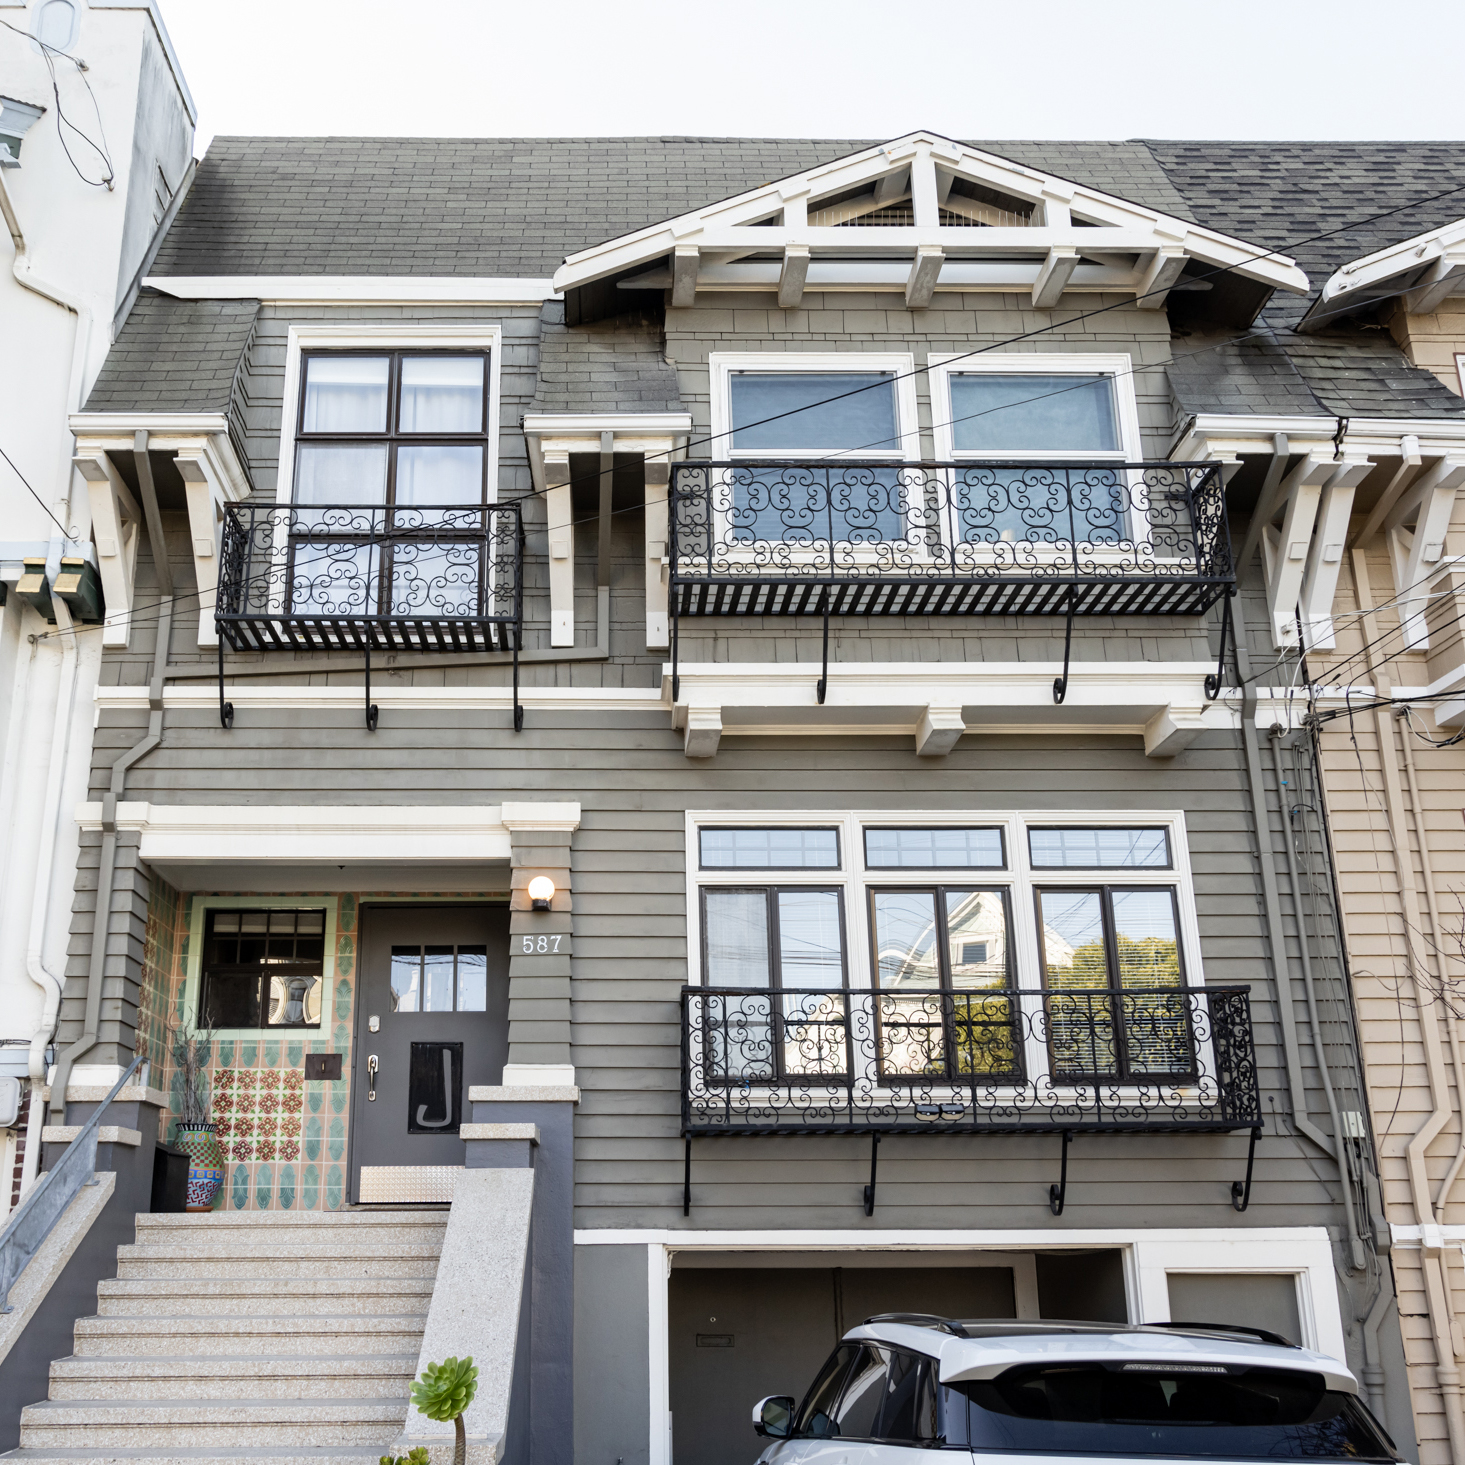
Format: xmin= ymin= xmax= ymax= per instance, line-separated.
xmin=1028 ymin=827 xmax=1171 ymax=868
xmin=302 ymin=356 xmax=389 ymax=433
xmin=864 ymin=827 xmax=1005 ymax=868
xmin=730 ymin=372 xmax=900 ymax=453
xmin=389 ymin=944 xmax=491 ymax=1013
xmin=699 ymin=827 xmax=839 ymax=869
xmin=399 ymin=356 xmax=484 ymax=433
xmin=949 ymin=372 xmax=1119 ymax=453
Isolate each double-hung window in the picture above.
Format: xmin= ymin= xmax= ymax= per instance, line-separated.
xmin=289 ymin=350 xmax=492 ymax=618
xmin=928 ymin=354 xmax=1140 ymax=548
xmin=711 ymin=354 xmax=919 ymax=546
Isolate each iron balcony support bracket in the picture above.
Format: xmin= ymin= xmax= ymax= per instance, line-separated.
xmin=1049 ymin=1130 xmax=1071 ymax=1215
xmin=1205 ymin=587 xmax=1234 ymax=702
xmin=863 ymin=1132 xmax=880 ymax=1216
xmin=1231 ymin=1126 xmax=1261 ymax=1211
xmin=683 ymin=1136 xmax=692 ymax=1217
xmin=363 ymin=636 xmax=379 ymax=732
xmin=817 ymin=586 xmax=831 ymax=705
xmin=217 ymin=633 xmax=233 ymax=729
xmin=1053 ymin=589 xmax=1076 ymax=705
xmin=513 ymin=638 xmax=523 ymax=732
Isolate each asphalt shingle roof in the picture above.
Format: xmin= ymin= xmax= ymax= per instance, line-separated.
xmin=530 ymin=302 xmax=681 ymax=414
xmin=83 ymin=294 xmax=258 ymax=412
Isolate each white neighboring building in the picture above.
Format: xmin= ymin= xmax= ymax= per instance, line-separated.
xmin=0 ymin=0 xmax=193 ymax=1207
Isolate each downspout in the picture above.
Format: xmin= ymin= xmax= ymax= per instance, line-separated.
xmin=1231 ymin=589 xmax=1336 ymax=1157
xmin=1350 ymin=548 xmax=1465 ymax=1461
xmin=48 ymin=434 xmax=173 ymax=1122
xmin=1268 ymin=728 xmax=1366 ymax=1271
xmin=19 ymin=596 xmax=79 ymax=1197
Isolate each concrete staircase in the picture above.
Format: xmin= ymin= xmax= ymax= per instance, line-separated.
xmin=7 ymin=1208 xmax=446 ymax=1464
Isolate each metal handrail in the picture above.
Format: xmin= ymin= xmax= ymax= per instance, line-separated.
xmin=0 ymin=1055 xmax=142 ymax=1312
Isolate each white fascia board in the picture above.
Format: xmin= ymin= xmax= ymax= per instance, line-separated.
xmin=94 ymin=684 xmax=667 ymax=714
xmin=70 ymin=412 xmax=229 ymax=435
xmin=70 ymin=416 xmax=251 ymax=502
xmin=1173 ymin=413 xmax=1465 ymax=460
xmin=521 ymin=413 xmax=692 ymax=436
xmin=552 ymin=130 xmax=1305 ymax=296
xmin=143 ymin=276 xmax=561 ymax=305
xmin=1309 ymin=216 xmax=1465 ymax=319
xmin=74 ymin=801 xmax=514 ymax=865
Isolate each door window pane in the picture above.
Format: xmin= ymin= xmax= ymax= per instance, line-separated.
xmin=949 ymin=372 xmax=1119 ymax=453
xmin=456 ymin=946 xmax=487 ymax=1012
xmin=294 ymin=444 xmax=388 ymax=505
xmin=699 ymin=827 xmax=839 ymax=869
xmin=703 ymin=890 xmax=770 ymax=985
xmin=395 ymin=445 xmax=484 ymax=505
xmin=399 ymin=356 xmax=484 ymax=433
xmin=776 ymin=889 xmax=843 ymax=987
xmin=422 ymin=946 xmax=455 ymax=1012
xmin=302 ymin=355 xmax=389 ymax=433
xmin=872 ymin=890 xmax=940 ymax=989
xmin=864 ymin=827 xmax=1005 ymax=868
xmin=390 ymin=948 xmax=421 ymax=1013
xmin=1028 ymin=827 xmax=1170 ymax=868
xmin=730 ymin=372 xmax=900 ymax=452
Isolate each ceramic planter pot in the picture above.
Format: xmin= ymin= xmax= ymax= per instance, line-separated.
xmin=175 ymin=1123 xmax=224 ymax=1212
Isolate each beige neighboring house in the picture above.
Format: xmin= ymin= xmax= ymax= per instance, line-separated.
xmin=1285 ymin=224 xmax=1465 ymax=1464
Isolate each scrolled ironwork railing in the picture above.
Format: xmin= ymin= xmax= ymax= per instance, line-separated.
xmin=668 ymin=460 xmax=1232 ymax=618
xmin=0 ymin=1056 xmax=142 ymax=1312
xmin=216 ymin=502 xmax=522 ymax=653
xmin=681 ymin=985 xmax=1259 ymax=1136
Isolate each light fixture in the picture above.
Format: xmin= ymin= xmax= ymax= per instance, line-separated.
xmin=527 ymin=875 xmax=555 ymax=911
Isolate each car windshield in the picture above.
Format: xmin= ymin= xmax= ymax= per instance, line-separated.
xmin=955 ymin=1362 xmax=1398 ymax=1461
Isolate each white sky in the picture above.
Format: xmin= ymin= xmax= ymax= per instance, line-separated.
xmin=160 ymin=0 xmax=1465 ymax=159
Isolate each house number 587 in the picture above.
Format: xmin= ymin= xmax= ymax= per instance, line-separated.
xmin=520 ymin=935 xmax=563 ymax=954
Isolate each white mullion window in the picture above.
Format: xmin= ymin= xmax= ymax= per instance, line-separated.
xmin=707 ymin=353 xmax=924 ymax=557
xmin=926 ymin=353 xmax=1148 ymax=562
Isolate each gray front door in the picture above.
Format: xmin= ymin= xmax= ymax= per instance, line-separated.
xmin=349 ymin=904 xmax=509 ymax=1203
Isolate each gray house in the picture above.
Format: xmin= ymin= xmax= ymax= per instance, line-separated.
xmin=11 ymin=132 xmax=1465 ymax=1465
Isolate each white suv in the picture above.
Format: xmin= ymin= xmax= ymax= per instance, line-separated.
xmin=752 ymin=1315 xmax=1401 ymax=1464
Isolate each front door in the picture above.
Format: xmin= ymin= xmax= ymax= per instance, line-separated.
xmin=349 ymin=904 xmax=509 ymax=1203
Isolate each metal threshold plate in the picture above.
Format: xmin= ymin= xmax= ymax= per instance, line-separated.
xmin=358 ymin=1165 xmax=462 ymax=1204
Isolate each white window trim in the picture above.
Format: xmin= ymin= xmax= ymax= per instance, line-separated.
xmin=1455 ymin=352 xmax=1465 ymax=400
xmin=684 ymin=808 xmax=1202 ymax=993
xmin=180 ymin=895 xmax=340 ymax=1042
xmin=707 ymin=352 xmax=922 ymax=462
xmin=274 ymin=323 xmax=504 ymax=507
xmin=926 ymin=351 xmax=1143 ymax=462
xmin=573 ymin=1227 xmax=1344 ymax=1465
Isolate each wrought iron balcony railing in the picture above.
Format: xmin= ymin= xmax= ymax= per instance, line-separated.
xmin=217 ymin=503 xmax=522 ymax=654
xmin=667 ymin=460 xmax=1236 ymax=699
xmin=681 ymin=983 xmax=1259 ymax=1137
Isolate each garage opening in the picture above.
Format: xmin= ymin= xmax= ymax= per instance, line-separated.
xmin=668 ymin=1249 xmax=1127 ymax=1465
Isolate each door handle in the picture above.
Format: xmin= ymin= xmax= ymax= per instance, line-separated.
xmin=367 ymin=1053 xmax=378 ymax=1101
xmin=415 ymin=1048 xmax=454 ymax=1129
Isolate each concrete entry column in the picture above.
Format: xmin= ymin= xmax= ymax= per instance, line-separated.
xmin=501 ymin=802 xmax=580 ymax=1085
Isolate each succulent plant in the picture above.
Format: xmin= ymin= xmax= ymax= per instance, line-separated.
xmin=410 ymin=1356 xmax=479 ymax=1465
xmin=380 ymin=1450 xmax=430 ymax=1465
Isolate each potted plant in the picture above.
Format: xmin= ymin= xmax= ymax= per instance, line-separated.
xmin=171 ymin=1025 xmax=223 ymax=1213
xmin=408 ymin=1357 xmax=478 ymax=1465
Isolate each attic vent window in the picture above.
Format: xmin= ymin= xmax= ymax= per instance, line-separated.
xmin=33 ymin=0 xmax=78 ymax=52
xmin=0 ymin=97 xmax=45 ymax=166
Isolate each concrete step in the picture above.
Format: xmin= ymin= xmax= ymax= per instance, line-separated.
xmin=73 ymin=1315 xmax=427 ymax=1357
xmin=111 ymin=1249 xmax=440 ymax=1280
xmin=19 ymin=1398 xmax=407 ymax=1449
xmin=2 ymin=1450 xmax=398 ymax=1464
xmin=48 ymin=1355 xmax=416 ymax=1402
xmin=135 ymin=1209 xmax=446 ymax=1231
xmin=131 ymin=1220 xmax=448 ymax=1250
xmin=97 ymin=1277 xmax=433 ymax=1317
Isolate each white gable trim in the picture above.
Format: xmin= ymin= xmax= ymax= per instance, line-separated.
xmin=1304 ymin=216 xmax=1465 ymax=330
xmin=145 ymin=277 xmax=561 ymax=305
xmin=552 ymin=132 xmax=1308 ymax=306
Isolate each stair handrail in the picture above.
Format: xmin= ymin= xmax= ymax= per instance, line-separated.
xmin=0 ymin=1055 xmax=143 ymax=1312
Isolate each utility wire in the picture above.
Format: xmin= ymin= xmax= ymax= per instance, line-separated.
xmin=0 ymin=16 xmax=114 ymax=188
xmin=0 ymin=441 xmax=74 ymax=537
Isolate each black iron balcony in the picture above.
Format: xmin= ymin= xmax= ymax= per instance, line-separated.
xmin=668 ymin=460 xmax=1235 ymax=699
xmin=217 ymin=503 xmax=522 ymax=654
xmin=681 ymin=984 xmax=1259 ymax=1137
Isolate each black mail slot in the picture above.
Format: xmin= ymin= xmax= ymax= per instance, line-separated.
xmin=303 ymin=1052 xmax=342 ymax=1082
xmin=409 ymin=1041 xmax=463 ymax=1134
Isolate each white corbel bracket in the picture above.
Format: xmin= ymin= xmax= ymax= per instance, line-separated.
xmin=1144 ymin=704 xmax=1210 ymax=759
xmin=915 ymin=706 xmax=966 ymax=756
xmin=683 ymin=707 xmax=723 ymax=758
xmin=71 ymin=453 xmax=140 ymax=648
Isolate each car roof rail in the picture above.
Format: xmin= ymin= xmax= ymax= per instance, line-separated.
xmin=860 ymin=1312 xmax=971 ymax=1338
xmin=1151 ymin=1320 xmax=1299 ymax=1349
